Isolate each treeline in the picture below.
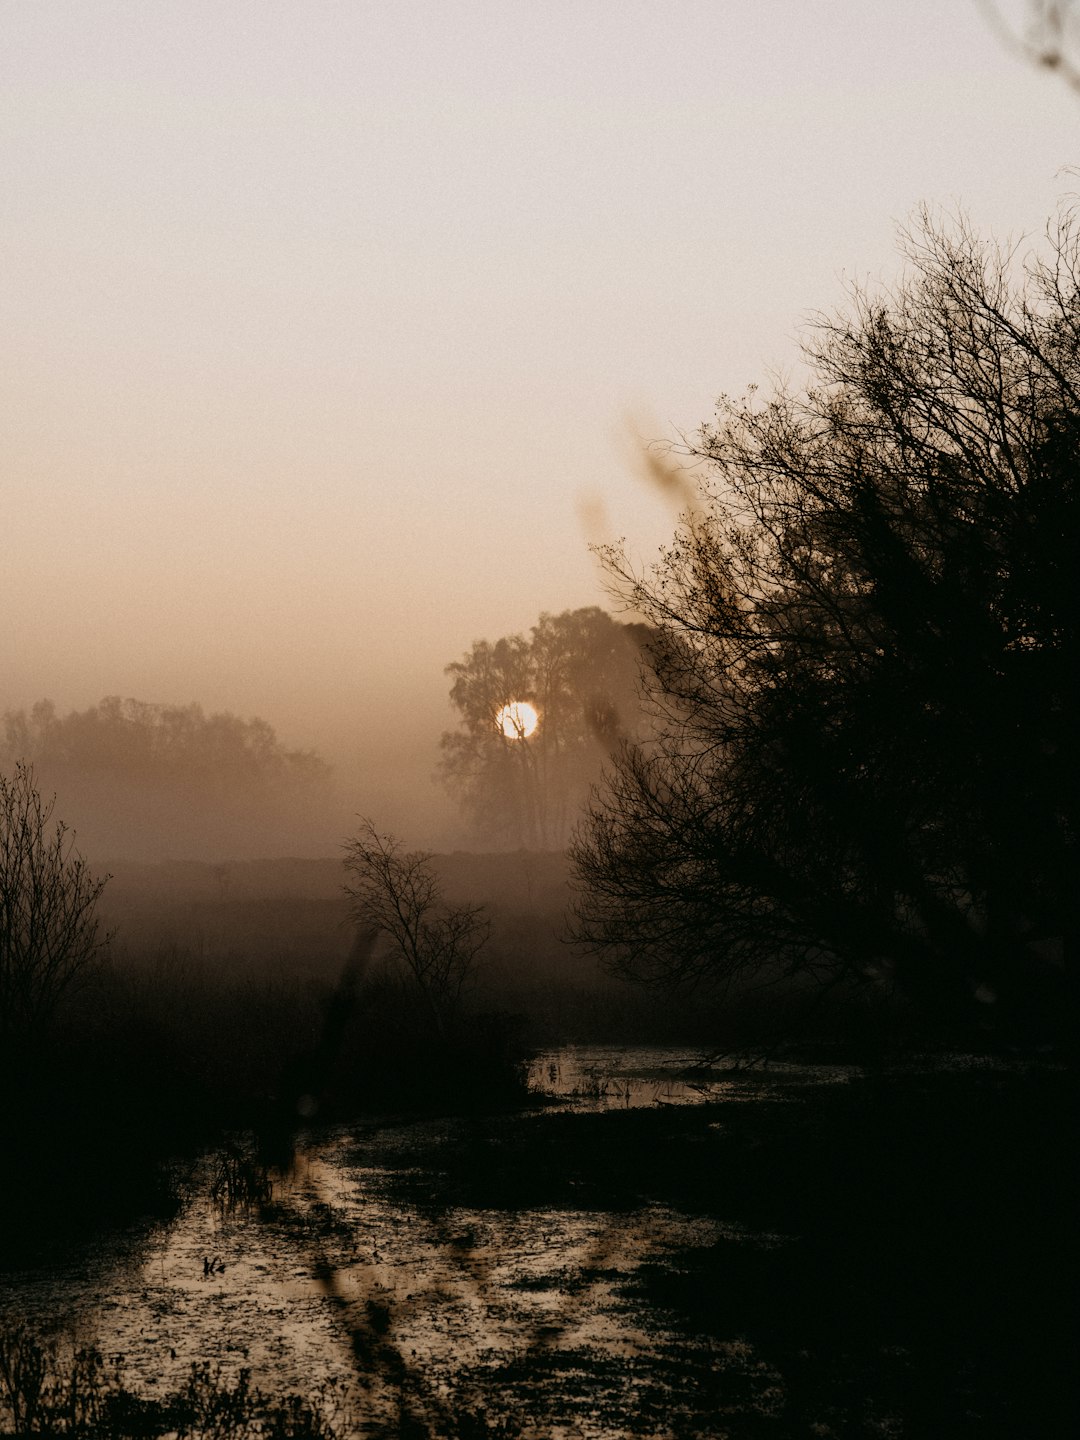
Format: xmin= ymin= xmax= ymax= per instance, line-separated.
xmin=1 ymin=697 xmax=332 ymax=860
xmin=2 ymin=696 xmax=330 ymax=788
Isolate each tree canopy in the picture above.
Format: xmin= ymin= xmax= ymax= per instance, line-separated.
xmin=440 ymin=607 xmax=650 ymax=849
xmin=2 ymin=697 xmax=329 ymax=789
xmin=570 ymin=209 xmax=1080 ymax=1041
xmin=1 ymin=698 xmax=331 ymax=860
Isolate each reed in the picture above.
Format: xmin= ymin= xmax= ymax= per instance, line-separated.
xmin=206 ymin=1144 xmax=274 ymax=1213
xmin=0 ymin=1325 xmax=340 ymax=1438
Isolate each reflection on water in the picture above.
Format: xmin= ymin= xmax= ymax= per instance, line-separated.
xmin=0 ymin=1048 xmax=839 ymax=1437
xmin=527 ymin=1044 xmax=853 ymax=1109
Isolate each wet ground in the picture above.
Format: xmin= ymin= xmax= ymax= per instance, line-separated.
xmin=525 ymin=1047 xmax=852 ymax=1110
xmin=1 ymin=1050 xmax=1070 ymax=1437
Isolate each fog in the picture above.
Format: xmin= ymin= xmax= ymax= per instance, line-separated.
xmin=2 ymin=1 xmax=1072 ymax=855
xmin=3 ymin=11 xmax=1076 ymax=1438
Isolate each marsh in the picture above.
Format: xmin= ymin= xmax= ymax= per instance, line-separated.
xmin=3 ymin=1050 xmax=1068 ymax=1438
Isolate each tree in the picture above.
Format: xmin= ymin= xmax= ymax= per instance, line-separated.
xmin=1 ymin=696 xmax=330 ymax=793
xmin=0 ymin=697 xmax=332 ymax=859
xmin=440 ymin=607 xmax=650 ymax=848
xmin=0 ymin=764 xmax=110 ymax=1045
xmin=343 ymin=819 xmax=489 ymax=1037
xmin=570 ymin=208 xmax=1080 ymax=1039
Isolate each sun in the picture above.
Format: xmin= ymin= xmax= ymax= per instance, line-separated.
xmin=496 ymin=700 xmax=539 ymax=739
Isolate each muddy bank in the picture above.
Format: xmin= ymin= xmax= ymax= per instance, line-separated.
xmin=2 ymin=1058 xmax=1071 ymax=1437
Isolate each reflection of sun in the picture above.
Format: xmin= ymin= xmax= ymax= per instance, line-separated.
xmin=496 ymin=700 xmax=539 ymax=739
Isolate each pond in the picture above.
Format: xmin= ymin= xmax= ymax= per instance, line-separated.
xmin=0 ymin=1049 xmax=856 ymax=1437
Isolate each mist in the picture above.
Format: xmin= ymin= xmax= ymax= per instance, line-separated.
xmin=1 ymin=5 xmax=1075 ymax=1435
xmin=5 ymin=2 xmax=1071 ymax=867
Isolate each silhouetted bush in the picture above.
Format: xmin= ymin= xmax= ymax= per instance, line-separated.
xmin=0 ymin=1325 xmax=341 ymax=1437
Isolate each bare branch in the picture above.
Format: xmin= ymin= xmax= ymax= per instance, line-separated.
xmin=343 ymin=819 xmax=490 ymax=1038
xmin=0 ymin=764 xmax=110 ymax=1043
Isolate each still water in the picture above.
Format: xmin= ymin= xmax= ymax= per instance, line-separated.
xmin=1 ymin=1049 xmax=850 ymax=1437
xmin=525 ymin=1046 xmax=849 ymax=1109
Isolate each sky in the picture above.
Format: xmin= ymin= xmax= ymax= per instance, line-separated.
xmin=2 ymin=0 xmax=1076 ymax=845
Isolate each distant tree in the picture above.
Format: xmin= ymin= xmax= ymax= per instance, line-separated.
xmin=343 ymin=819 xmax=490 ymax=1038
xmin=571 ymin=208 xmax=1080 ymax=1040
xmin=0 ymin=764 xmax=109 ymax=1045
xmin=440 ymin=607 xmax=650 ymax=849
xmin=0 ymin=697 xmax=332 ymax=858
xmin=1 ymin=696 xmax=329 ymax=793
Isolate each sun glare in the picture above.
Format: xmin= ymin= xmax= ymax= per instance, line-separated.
xmin=496 ymin=701 xmax=539 ymax=739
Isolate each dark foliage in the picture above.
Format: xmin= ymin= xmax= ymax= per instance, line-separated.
xmin=0 ymin=1333 xmax=339 ymax=1438
xmin=572 ymin=208 xmax=1080 ymax=1044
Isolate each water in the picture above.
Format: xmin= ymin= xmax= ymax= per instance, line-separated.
xmin=0 ymin=1048 xmax=848 ymax=1437
xmin=527 ymin=1044 xmax=853 ymax=1109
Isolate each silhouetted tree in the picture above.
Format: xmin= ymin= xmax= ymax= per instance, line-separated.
xmin=571 ymin=208 xmax=1080 ymax=1040
xmin=343 ymin=819 xmax=490 ymax=1038
xmin=0 ymin=764 xmax=109 ymax=1045
xmin=440 ymin=608 xmax=649 ymax=848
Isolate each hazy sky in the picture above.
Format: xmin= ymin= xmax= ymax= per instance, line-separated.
xmin=2 ymin=1 xmax=1075 ymax=841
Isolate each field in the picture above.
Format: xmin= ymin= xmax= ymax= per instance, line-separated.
xmin=1 ymin=857 xmax=1071 ymax=1437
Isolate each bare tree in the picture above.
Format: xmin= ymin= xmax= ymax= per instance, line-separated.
xmin=0 ymin=764 xmax=110 ymax=1044
xmin=342 ymin=819 xmax=489 ymax=1037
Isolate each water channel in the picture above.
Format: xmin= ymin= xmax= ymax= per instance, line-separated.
xmin=1 ymin=1049 xmax=854 ymax=1437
